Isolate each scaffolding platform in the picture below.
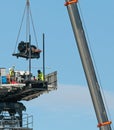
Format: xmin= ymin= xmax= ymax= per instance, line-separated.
xmin=0 ymin=71 xmax=57 ymax=102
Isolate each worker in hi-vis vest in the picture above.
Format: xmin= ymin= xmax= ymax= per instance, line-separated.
xmin=37 ymin=70 xmax=44 ymax=81
xmin=9 ymin=66 xmax=15 ymax=77
xmin=9 ymin=66 xmax=15 ymax=82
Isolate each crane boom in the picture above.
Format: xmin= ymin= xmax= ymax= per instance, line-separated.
xmin=65 ymin=0 xmax=112 ymax=130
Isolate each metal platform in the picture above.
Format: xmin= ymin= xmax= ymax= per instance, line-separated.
xmin=12 ymin=52 xmax=40 ymax=59
xmin=0 ymin=71 xmax=57 ymax=130
xmin=0 ymin=71 xmax=57 ymax=102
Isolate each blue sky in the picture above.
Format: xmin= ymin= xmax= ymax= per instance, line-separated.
xmin=0 ymin=0 xmax=114 ymax=130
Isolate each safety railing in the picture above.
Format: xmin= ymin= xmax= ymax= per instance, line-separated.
xmin=0 ymin=113 xmax=33 ymax=130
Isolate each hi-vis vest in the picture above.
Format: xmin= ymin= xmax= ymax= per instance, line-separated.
xmin=38 ymin=72 xmax=44 ymax=81
xmin=9 ymin=69 xmax=15 ymax=77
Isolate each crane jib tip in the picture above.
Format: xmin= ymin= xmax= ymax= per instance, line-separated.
xmin=64 ymin=0 xmax=78 ymax=6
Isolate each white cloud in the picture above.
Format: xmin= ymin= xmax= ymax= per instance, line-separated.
xmin=24 ymin=84 xmax=92 ymax=110
xmin=23 ymin=84 xmax=114 ymax=113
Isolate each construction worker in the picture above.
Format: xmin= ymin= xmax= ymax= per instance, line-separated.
xmin=9 ymin=66 xmax=15 ymax=82
xmin=37 ymin=70 xmax=44 ymax=81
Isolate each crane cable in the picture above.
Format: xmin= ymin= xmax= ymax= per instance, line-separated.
xmin=78 ymin=2 xmax=113 ymax=129
xmin=13 ymin=0 xmax=39 ymax=54
xmin=29 ymin=7 xmax=39 ymax=48
xmin=13 ymin=4 xmax=26 ymax=54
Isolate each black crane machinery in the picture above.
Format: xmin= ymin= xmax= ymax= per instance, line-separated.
xmin=65 ymin=0 xmax=112 ymax=130
xmin=0 ymin=0 xmax=57 ymax=129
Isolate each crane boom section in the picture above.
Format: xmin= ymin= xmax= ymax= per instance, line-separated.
xmin=65 ymin=1 xmax=112 ymax=130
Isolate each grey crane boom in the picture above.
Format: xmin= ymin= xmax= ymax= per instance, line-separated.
xmin=65 ymin=0 xmax=112 ymax=130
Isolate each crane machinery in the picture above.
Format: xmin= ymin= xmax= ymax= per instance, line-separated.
xmin=64 ymin=0 xmax=112 ymax=130
xmin=0 ymin=0 xmax=57 ymax=129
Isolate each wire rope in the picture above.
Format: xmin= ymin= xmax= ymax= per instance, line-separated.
xmin=13 ymin=0 xmax=39 ymax=53
xmin=13 ymin=4 xmax=27 ymax=53
xmin=30 ymin=7 xmax=39 ymax=48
